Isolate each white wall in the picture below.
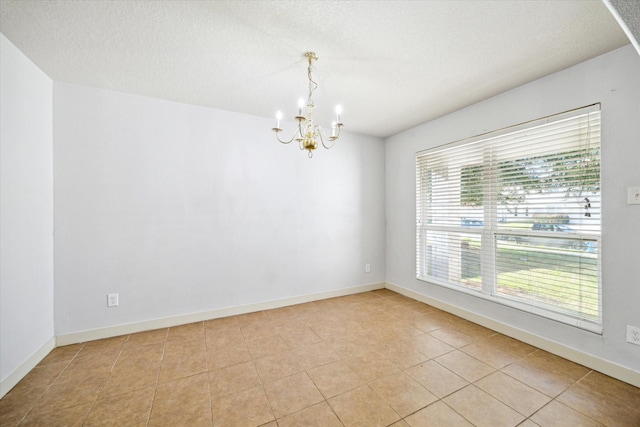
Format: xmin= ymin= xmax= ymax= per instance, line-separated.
xmin=0 ymin=34 xmax=54 ymax=384
xmin=386 ymin=45 xmax=640 ymax=373
xmin=53 ymin=83 xmax=385 ymax=336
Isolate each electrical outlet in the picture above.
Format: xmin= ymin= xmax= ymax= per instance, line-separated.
xmin=107 ymin=293 xmax=119 ymax=307
xmin=627 ymin=325 xmax=640 ymax=345
xmin=365 ymin=264 xmax=371 ymax=273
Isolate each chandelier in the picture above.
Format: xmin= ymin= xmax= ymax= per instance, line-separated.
xmin=272 ymin=52 xmax=344 ymax=158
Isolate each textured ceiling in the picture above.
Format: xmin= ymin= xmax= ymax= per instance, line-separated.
xmin=606 ymin=0 xmax=640 ymax=54
xmin=0 ymin=0 xmax=630 ymax=138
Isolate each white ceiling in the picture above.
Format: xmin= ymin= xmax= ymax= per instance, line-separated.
xmin=0 ymin=0 xmax=630 ymax=138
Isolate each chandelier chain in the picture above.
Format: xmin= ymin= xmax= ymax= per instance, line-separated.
xmin=307 ymin=56 xmax=318 ymax=106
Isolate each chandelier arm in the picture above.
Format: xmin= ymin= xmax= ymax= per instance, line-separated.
xmin=316 ymin=125 xmax=336 ymax=150
xmin=273 ymin=127 xmax=301 ymax=145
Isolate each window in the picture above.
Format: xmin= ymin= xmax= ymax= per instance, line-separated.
xmin=416 ymin=105 xmax=601 ymax=332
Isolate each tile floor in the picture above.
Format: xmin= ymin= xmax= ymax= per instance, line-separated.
xmin=1 ymin=289 xmax=639 ymax=426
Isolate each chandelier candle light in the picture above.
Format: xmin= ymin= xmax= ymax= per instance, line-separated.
xmin=272 ymin=52 xmax=344 ymax=158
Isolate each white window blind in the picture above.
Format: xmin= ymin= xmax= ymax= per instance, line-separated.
xmin=416 ymin=105 xmax=601 ymax=331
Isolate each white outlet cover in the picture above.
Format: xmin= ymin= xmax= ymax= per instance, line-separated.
xmin=107 ymin=293 xmax=119 ymax=307
xmin=626 ymin=325 xmax=640 ymax=345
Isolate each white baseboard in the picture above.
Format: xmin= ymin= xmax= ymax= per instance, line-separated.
xmin=386 ymin=281 xmax=640 ymax=389
xmin=57 ymin=282 xmax=385 ymax=346
xmin=0 ymin=336 xmax=56 ymax=399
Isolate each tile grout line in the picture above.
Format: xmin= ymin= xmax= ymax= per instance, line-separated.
xmin=545 ymin=368 xmax=600 ymax=425
xmin=202 ymin=321 xmax=215 ymax=427
xmin=15 ymin=343 xmax=86 ymax=425
xmin=239 ymin=311 xmax=279 ymax=425
xmin=81 ymin=336 xmax=128 ymax=426
xmin=143 ymin=328 xmax=168 ymax=427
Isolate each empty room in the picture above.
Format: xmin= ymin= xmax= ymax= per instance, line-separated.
xmin=1 ymin=0 xmax=639 ymax=426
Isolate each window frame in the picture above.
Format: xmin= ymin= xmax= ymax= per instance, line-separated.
xmin=416 ymin=104 xmax=602 ymax=333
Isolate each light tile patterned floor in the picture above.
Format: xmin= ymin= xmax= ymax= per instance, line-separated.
xmin=2 ymin=289 xmax=639 ymax=426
